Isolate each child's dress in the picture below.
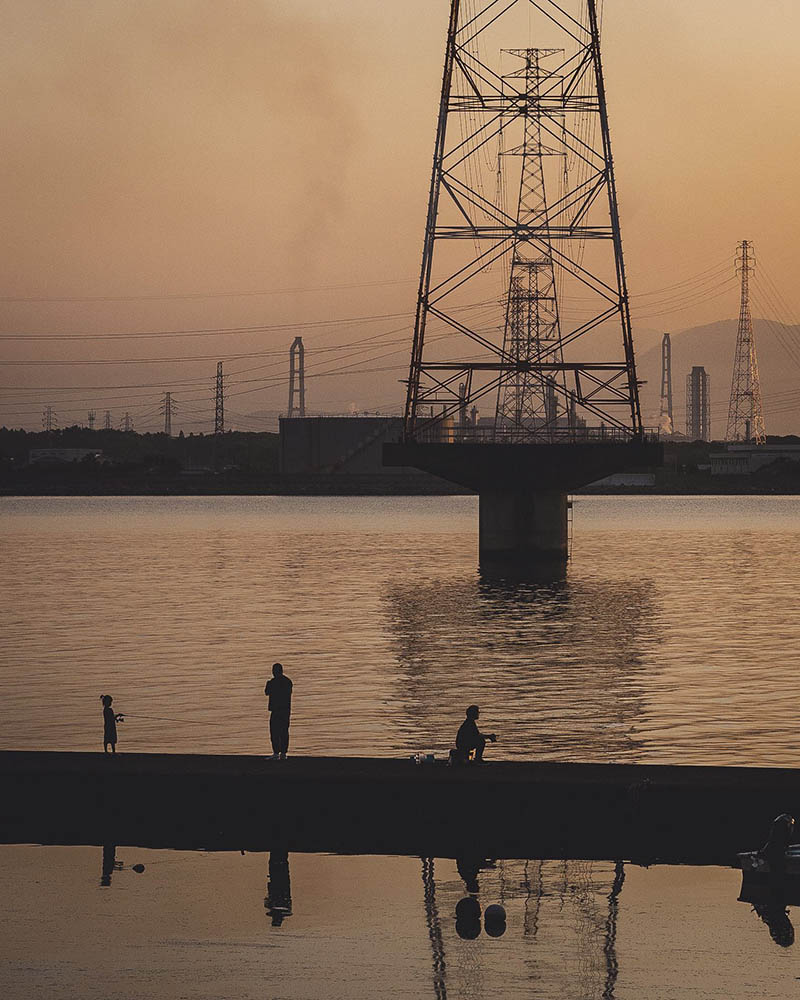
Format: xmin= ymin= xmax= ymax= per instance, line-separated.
xmin=104 ymin=705 xmax=117 ymax=746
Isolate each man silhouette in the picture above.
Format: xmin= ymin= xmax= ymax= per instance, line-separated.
xmin=265 ymin=663 xmax=293 ymax=760
xmin=455 ymin=705 xmax=496 ymax=763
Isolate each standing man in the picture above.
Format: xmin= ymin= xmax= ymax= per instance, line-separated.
xmin=265 ymin=662 xmax=293 ymax=760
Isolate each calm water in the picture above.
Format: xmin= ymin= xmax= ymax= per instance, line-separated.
xmin=2 ymin=848 xmax=799 ymax=999
xmin=2 ymin=494 xmax=800 ymax=764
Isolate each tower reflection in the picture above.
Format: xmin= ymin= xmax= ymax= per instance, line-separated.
xmin=384 ymin=573 xmax=659 ymax=761
xmin=422 ymin=857 xmax=627 ymax=999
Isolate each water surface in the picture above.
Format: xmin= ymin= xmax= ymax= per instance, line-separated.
xmin=2 ymin=495 xmax=798 ymax=764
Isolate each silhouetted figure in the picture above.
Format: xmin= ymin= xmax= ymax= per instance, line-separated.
xmin=100 ymin=694 xmax=124 ymax=754
xmin=761 ymin=813 xmax=795 ymax=878
xmin=452 ymin=705 xmax=496 ymax=764
xmin=265 ymin=850 xmax=292 ymax=926
xmin=456 ymin=855 xmax=496 ymax=894
xmin=264 ymin=663 xmax=293 ymax=760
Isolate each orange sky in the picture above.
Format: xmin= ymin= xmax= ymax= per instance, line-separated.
xmin=1 ymin=0 xmax=798 ymax=431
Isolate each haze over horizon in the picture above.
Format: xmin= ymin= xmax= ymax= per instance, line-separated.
xmin=2 ymin=0 xmax=799 ymax=434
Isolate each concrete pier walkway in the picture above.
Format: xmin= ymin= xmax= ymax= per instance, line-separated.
xmin=1 ymin=751 xmax=797 ymax=864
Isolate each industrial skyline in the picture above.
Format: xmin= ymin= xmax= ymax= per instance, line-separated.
xmin=2 ymin=1 xmax=800 ymax=436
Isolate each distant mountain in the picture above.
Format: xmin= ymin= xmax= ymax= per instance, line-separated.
xmin=635 ymin=319 xmax=800 ymax=437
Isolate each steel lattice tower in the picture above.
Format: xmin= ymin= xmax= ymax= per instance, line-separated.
xmin=42 ymin=406 xmax=57 ymax=432
xmin=103 ymin=410 xmax=112 ymax=430
xmin=214 ymin=361 xmax=225 ymax=434
xmin=658 ymin=333 xmax=673 ymax=435
xmin=495 ymin=49 xmax=567 ymax=440
xmin=403 ymin=0 xmax=642 ymax=443
xmin=288 ymin=337 xmax=305 ymax=418
xmin=726 ymin=241 xmax=765 ymax=443
xmin=161 ymin=392 xmax=177 ymax=436
xmin=87 ymin=409 xmax=96 ymax=431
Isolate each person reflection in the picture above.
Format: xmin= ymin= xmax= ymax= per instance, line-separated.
xmin=752 ymin=892 xmax=795 ymax=948
xmin=100 ymin=844 xmax=121 ymax=887
xmin=265 ymin=850 xmax=292 ymax=927
xmin=455 ymin=896 xmax=482 ymax=939
xmin=456 ymin=855 xmax=495 ymax=895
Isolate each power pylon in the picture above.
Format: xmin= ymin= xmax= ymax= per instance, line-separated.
xmin=726 ymin=240 xmax=765 ymax=443
xmin=103 ymin=410 xmax=112 ymax=430
xmin=42 ymin=406 xmax=57 ymax=432
xmin=658 ymin=334 xmax=673 ymax=435
xmin=402 ymin=0 xmax=642 ymax=443
xmin=87 ymin=409 xmax=96 ymax=430
xmin=160 ymin=392 xmax=177 ymax=436
xmin=214 ymin=361 xmax=225 ymax=434
xmin=495 ymin=48 xmax=567 ymax=441
xmin=120 ymin=412 xmax=133 ymax=432
xmin=288 ymin=337 xmax=305 ymax=418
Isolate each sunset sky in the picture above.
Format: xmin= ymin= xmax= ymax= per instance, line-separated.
xmin=1 ymin=0 xmax=798 ymax=432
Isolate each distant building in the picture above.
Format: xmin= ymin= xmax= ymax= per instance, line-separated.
xmin=686 ymin=367 xmax=711 ymax=441
xmin=29 ymin=448 xmax=102 ymax=464
xmin=710 ymin=443 xmax=800 ymax=476
xmin=280 ymin=416 xmax=410 ymax=475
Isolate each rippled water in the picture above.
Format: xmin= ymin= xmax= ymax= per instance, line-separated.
xmin=2 ymin=495 xmax=799 ymax=764
xmin=2 ymin=848 xmax=799 ymax=999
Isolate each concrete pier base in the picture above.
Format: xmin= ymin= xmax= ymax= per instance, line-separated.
xmin=479 ymin=490 xmax=568 ymax=567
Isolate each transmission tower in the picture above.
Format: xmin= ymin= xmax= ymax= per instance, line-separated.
xmin=87 ymin=409 xmax=96 ymax=430
xmin=160 ymin=392 xmax=177 ymax=436
xmin=495 ymin=48 xmax=567 ymax=441
xmin=402 ymin=0 xmax=642 ymax=443
xmin=42 ymin=406 xmax=57 ymax=432
xmin=288 ymin=337 xmax=305 ymax=418
xmin=120 ymin=412 xmax=133 ymax=432
xmin=658 ymin=334 xmax=673 ymax=434
xmin=214 ymin=361 xmax=225 ymax=434
xmin=726 ymin=240 xmax=766 ymax=443
xmin=103 ymin=410 xmax=112 ymax=430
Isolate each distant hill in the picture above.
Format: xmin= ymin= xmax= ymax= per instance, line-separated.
xmin=636 ymin=319 xmax=800 ymax=437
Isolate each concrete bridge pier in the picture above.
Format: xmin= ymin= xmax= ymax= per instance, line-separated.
xmin=479 ymin=490 xmax=568 ymax=563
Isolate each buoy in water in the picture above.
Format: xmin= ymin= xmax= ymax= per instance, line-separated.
xmin=131 ymin=864 xmax=145 ymax=874
xmin=484 ymin=903 xmax=506 ymax=937
xmin=455 ymin=896 xmax=481 ymax=920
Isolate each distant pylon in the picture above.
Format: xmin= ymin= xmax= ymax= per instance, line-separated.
xmin=214 ymin=362 xmax=225 ymax=434
xmin=495 ymin=48 xmax=566 ymax=442
xmin=103 ymin=410 xmax=112 ymax=430
xmin=288 ymin=337 xmax=305 ymax=418
xmin=726 ymin=241 xmax=766 ymax=443
xmin=87 ymin=409 xmax=96 ymax=430
xmin=120 ymin=412 xmax=133 ymax=432
xmin=42 ymin=406 xmax=57 ymax=432
xmin=160 ymin=392 xmax=177 ymax=436
xmin=658 ymin=334 xmax=673 ymax=435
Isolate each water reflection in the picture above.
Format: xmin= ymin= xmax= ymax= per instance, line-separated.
xmin=384 ymin=575 xmax=660 ymax=761
xmin=265 ymin=849 xmax=293 ymax=927
xmin=739 ymin=876 xmax=797 ymax=949
xmin=100 ymin=844 xmax=122 ymax=887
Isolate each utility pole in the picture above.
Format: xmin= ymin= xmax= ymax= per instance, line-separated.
xmin=103 ymin=410 xmax=112 ymax=430
xmin=42 ymin=406 xmax=57 ymax=432
xmin=160 ymin=392 xmax=177 ymax=436
xmin=658 ymin=334 xmax=673 ymax=435
xmin=214 ymin=361 xmax=225 ymax=434
xmin=288 ymin=337 xmax=305 ymax=417
xmin=726 ymin=240 xmax=766 ymax=443
xmin=87 ymin=409 xmax=96 ymax=430
xmin=121 ymin=412 xmax=133 ymax=432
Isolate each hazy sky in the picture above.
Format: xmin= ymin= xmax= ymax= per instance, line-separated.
xmin=2 ymin=0 xmax=799 ymax=431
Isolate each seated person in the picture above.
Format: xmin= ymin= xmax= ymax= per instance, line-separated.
xmin=452 ymin=705 xmax=497 ymax=764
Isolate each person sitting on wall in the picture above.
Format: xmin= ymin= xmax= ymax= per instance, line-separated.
xmin=451 ymin=705 xmax=497 ymax=764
